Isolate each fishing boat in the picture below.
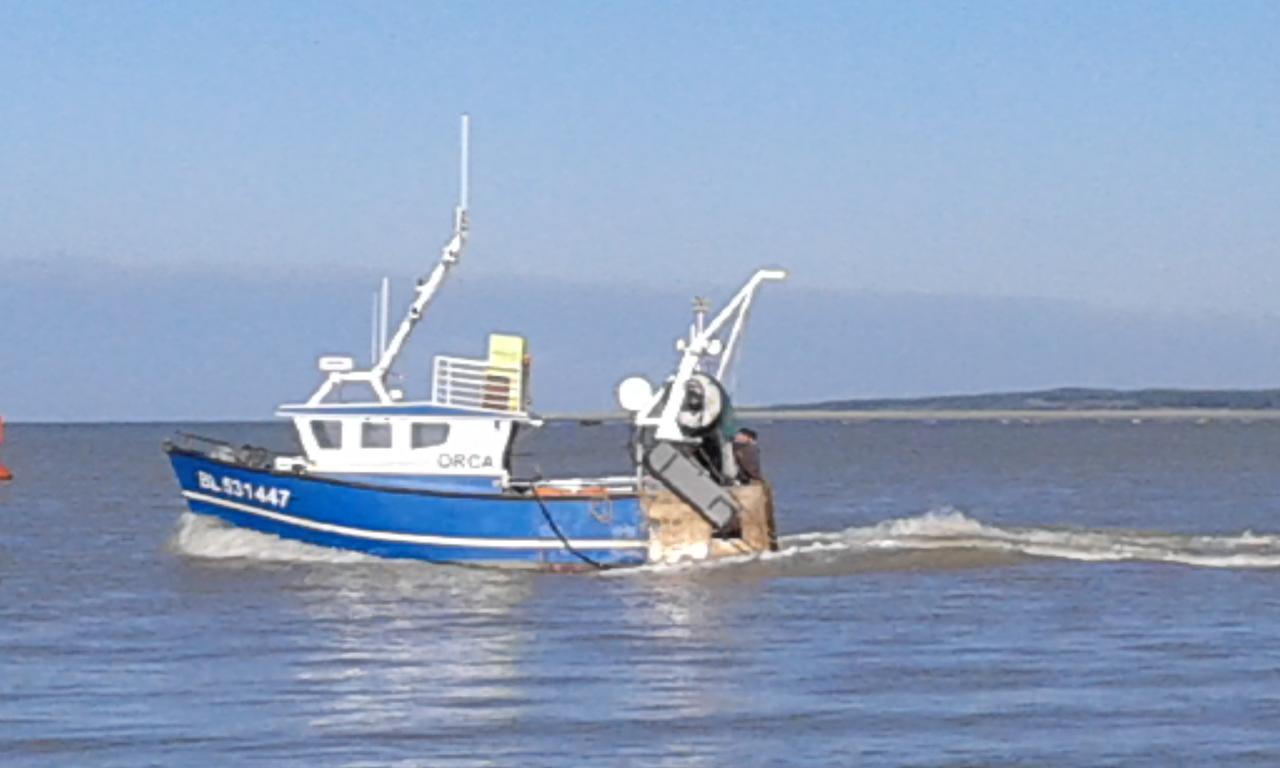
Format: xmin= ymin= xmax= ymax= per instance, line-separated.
xmin=164 ymin=117 xmax=786 ymax=569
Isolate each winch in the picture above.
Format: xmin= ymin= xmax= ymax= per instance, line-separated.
xmin=617 ymin=271 xmax=786 ymax=561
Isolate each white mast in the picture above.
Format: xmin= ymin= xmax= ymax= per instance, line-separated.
xmin=379 ymin=277 xmax=390 ymax=357
xmin=459 ymin=113 xmax=470 ymax=211
xmin=691 ymin=297 xmax=709 ymax=372
xmin=370 ymin=290 xmax=379 ymax=365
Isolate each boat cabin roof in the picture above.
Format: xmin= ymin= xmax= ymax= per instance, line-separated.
xmin=277 ymin=400 xmax=530 ymax=420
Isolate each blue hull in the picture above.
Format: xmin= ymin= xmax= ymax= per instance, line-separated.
xmin=167 ymin=449 xmax=649 ymax=569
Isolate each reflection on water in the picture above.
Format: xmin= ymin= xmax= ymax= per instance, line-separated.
xmin=294 ymin=565 xmax=535 ymax=738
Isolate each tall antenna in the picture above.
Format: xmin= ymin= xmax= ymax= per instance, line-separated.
xmin=379 ymin=277 xmax=390 ymax=356
xmin=370 ymin=290 xmax=379 ymax=365
xmin=459 ymin=113 xmax=470 ymax=212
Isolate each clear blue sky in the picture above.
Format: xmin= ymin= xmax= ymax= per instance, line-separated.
xmin=2 ymin=2 xmax=1279 ymax=420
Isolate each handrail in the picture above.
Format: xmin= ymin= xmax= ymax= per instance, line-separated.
xmin=433 ymin=355 xmax=525 ymax=413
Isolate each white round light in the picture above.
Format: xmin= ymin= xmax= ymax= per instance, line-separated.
xmin=616 ymin=376 xmax=655 ymax=412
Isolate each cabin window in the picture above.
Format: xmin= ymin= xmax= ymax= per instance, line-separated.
xmin=362 ymin=422 xmax=393 ymax=449
xmin=311 ymin=420 xmax=342 ymax=449
xmin=411 ymin=423 xmax=450 ymax=449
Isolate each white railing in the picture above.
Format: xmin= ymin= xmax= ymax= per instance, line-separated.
xmin=433 ymin=355 xmax=525 ymax=413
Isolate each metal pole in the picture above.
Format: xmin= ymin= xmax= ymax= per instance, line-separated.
xmin=371 ymin=290 xmax=379 ymax=365
xmin=379 ymin=277 xmax=390 ymax=356
xmin=459 ymin=113 xmax=470 ymax=212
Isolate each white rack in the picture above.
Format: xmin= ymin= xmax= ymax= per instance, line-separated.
xmin=433 ymin=355 xmax=525 ymax=413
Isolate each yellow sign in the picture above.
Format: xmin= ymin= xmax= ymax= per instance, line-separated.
xmin=488 ymin=334 xmax=526 ymax=369
xmin=485 ymin=334 xmax=528 ymax=411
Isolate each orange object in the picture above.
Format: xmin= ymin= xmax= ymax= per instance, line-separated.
xmin=0 ymin=416 xmax=10 ymax=481
xmin=530 ymin=485 xmax=612 ymax=498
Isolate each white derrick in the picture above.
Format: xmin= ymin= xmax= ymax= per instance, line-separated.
xmin=634 ymin=268 xmax=787 ymax=441
xmin=307 ymin=115 xmax=471 ymax=406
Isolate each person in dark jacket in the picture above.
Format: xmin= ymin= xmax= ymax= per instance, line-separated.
xmin=732 ymin=427 xmax=763 ymax=484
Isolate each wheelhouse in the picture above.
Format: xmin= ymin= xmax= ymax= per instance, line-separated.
xmin=274 ymin=333 xmax=535 ymax=484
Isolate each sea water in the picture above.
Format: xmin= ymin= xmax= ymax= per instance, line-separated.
xmin=3 ymin=420 xmax=1280 ymax=766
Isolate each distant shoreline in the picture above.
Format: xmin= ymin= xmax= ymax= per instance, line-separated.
xmin=539 ymin=407 xmax=1280 ymax=424
xmin=736 ymin=408 xmax=1280 ymax=422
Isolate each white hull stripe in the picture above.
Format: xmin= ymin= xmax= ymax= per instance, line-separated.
xmin=181 ymin=491 xmax=649 ymax=550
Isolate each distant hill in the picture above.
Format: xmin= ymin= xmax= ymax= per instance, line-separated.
xmin=772 ymin=387 xmax=1280 ymax=412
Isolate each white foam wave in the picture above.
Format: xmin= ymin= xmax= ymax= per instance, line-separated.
xmin=860 ymin=509 xmax=1280 ymax=568
xmin=169 ymin=512 xmax=372 ymax=564
xmin=170 ymin=508 xmax=1280 ymax=574
xmin=618 ymin=508 xmax=1280 ymax=576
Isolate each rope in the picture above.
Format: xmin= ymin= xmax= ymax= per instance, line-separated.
xmin=529 ymin=482 xmax=606 ymax=571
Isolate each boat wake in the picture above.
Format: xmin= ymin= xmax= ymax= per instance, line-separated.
xmin=170 ymin=509 xmax=1280 ymax=574
xmin=170 ymin=513 xmax=373 ymax=564
xmin=620 ymin=508 xmax=1280 ymax=577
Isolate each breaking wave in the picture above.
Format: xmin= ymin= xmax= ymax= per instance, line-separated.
xmin=624 ymin=508 xmax=1280 ymax=576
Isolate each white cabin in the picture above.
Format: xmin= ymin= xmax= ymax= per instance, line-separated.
xmin=275 ymin=335 xmax=534 ymax=483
